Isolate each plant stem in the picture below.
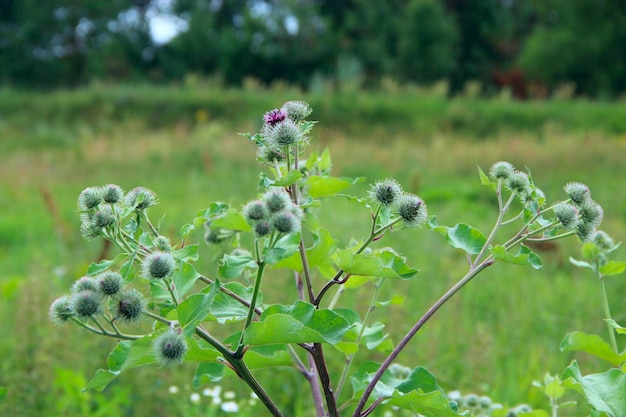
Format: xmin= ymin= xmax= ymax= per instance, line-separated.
xmin=599 ymin=275 xmax=619 ymax=353
xmin=235 ymin=261 xmax=266 ymax=357
xmin=335 ymin=280 xmax=383 ymax=400
xmin=198 ymin=274 xmax=263 ymax=316
xmin=314 ymin=212 xmax=395 ymax=306
xmin=352 ymin=258 xmax=494 ymax=417
xmin=193 ymin=328 xmax=284 ymax=417
xmin=310 ymin=343 xmax=340 ymax=417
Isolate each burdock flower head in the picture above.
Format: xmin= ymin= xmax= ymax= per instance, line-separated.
xmin=96 ymin=271 xmax=125 ymax=297
xmin=578 ymin=200 xmax=603 ymax=228
xmin=505 ymin=171 xmax=530 ymax=195
xmin=111 ymin=288 xmax=146 ymax=324
xmin=370 ymin=178 xmax=403 ymax=206
xmin=564 ymin=182 xmax=590 ymax=205
xmin=394 ymin=194 xmax=428 ymax=227
xmin=77 ymin=187 xmax=102 ymax=211
xmin=553 ymin=202 xmax=579 ymax=229
xmin=271 ymin=210 xmax=301 ymax=234
xmin=101 ymin=184 xmax=124 ymax=204
xmin=267 ymin=119 xmax=303 ymax=147
xmin=282 ymin=101 xmax=312 ymax=122
xmin=49 ymin=295 xmax=74 ymax=326
xmin=263 ymin=189 xmax=292 ymax=214
xmin=263 ymin=108 xmax=288 ymax=126
xmin=70 ymin=290 xmax=101 ymax=319
xmin=125 ymin=187 xmax=158 ymax=210
xmin=243 ymin=200 xmax=269 ymax=223
xmin=142 ymin=251 xmax=176 ymax=280
xmin=489 ymin=161 xmax=515 ymax=181
xmin=154 ymin=329 xmax=187 ymax=366
xmin=71 ymin=276 xmax=97 ymax=294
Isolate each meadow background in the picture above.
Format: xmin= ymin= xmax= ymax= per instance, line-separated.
xmin=1 ymin=84 xmax=625 ymax=416
xmin=2 ymin=1 xmax=626 ymax=415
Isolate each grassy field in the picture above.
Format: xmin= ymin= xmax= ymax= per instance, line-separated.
xmin=1 ymin=86 xmax=625 ymax=416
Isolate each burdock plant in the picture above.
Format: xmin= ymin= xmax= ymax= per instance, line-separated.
xmin=50 ymin=101 xmax=617 ymax=417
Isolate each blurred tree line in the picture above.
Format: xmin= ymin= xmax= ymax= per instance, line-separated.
xmin=1 ymin=0 xmax=625 ymax=97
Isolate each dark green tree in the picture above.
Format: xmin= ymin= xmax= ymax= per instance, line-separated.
xmin=396 ymin=0 xmax=458 ymax=84
xmin=519 ymin=0 xmax=626 ymax=97
xmin=0 ymin=0 xmax=149 ymax=87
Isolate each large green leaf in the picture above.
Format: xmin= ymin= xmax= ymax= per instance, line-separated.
xmin=178 ymin=282 xmax=220 ymax=337
xmin=431 ymin=222 xmax=487 ymax=255
xmin=84 ymin=333 xmax=160 ymax=391
xmin=350 ymin=362 xmax=444 ymax=400
xmin=193 ymin=362 xmax=224 ymax=386
xmin=171 ymin=261 xmax=200 ymax=298
xmin=600 ymin=261 xmax=626 ymax=277
xmin=305 ymin=175 xmax=361 ymax=198
xmin=560 ymin=331 xmax=626 ymax=366
xmin=561 ymin=360 xmax=626 ymax=417
xmin=218 ymin=253 xmax=258 ymax=279
xmin=333 ymin=248 xmax=418 ymax=279
xmin=243 ymin=301 xmax=351 ymax=346
xmin=263 ymin=232 xmax=301 ymax=265
xmin=273 ymin=228 xmax=338 ymax=278
xmin=210 ymin=208 xmax=252 ymax=232
xmin=244 ymin=345 xmax=294 ymax=370
xmin=490 ymin=244 xmax=543 ymax=270
xmin=172 ymin=244 xmax=199 ymax=262
xmin=385 ymin=390 xmax=464 ymax=417
xmin=206 ymin=282 xmax=261 ymax=324
xmin=606 ymin=319 xmax=626 ymax=335
xmin=86 ymin=253 xmax=128 ymax=276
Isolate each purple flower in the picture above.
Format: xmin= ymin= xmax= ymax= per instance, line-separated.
xmin=263 ymin=108 xmax=287 ymax=126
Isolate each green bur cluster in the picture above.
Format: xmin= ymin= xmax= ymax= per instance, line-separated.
xmin=48 ymin=101 xmax=620 ymax=417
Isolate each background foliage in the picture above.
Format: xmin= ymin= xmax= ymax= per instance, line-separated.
xmin=1 ymin=86 xmax=625 ymax=416
xmin=2 ymin=0 xmax=626 ymax=97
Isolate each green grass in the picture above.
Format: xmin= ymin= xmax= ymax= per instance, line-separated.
xmin=1 ymin=88 xmax=626 ymax=416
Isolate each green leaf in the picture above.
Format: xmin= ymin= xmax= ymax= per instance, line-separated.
xmin=206 ymin=282 xmax=260 ymax=324
xmin=0 ymin=386 xmax=8 ymax=400
xmin=561 ymin=360 xmax=626 ymax=417
xmin=173 ymin=244 xmax=199 ymax=262
xmin=196 ymin=202 xmax=229 ymax=220
xmin=244 ymin=301 xmax=351 ymax=346
xmin=569 ymin=257 xmax=594 ymax=270
xmin=478 ymin=166 xmax=496 ymax=189
xmin=560 ymin=331 xmax=626 ymax=366
xmin=179 ymin=223 xmax=195 ymax=240
xmin=185 ymin=337 xmax=221 ymax=362
xmin=305 ymin=175 xmax=361 ymax=198
xmin=263 ymin=232 xmax=301 ymax=265
xmin=178 ymin=283 xmax=220 ymax=337
xmin=86 ymin=253 xmax=128 ymax=276
xmin=83 ymin=369 xmax=119 ymax=392
xmin=444 ymin=223 xmax=487 ymax=255
xmin=386 ymin=390 xmax=464 ymax=417
xmin=605 ymin=319 xmax=626 ymax=335
xmin=533 ymin=373 xmax=566 ymax=401
xmin=244 ymin=345 xmax=294 ymax=370
xmin=350 ymin=362 xmax=444 ymax=400
xmin=333 ymin=248 xmax=418 ymax=279
xmin=273 ymin=170 xmax=304 ymax=187
xmin=210 ymin=209 xmax=252 ymax=232
xmin=490 ymin=244 xmax=543 ymax=270
xmin=582 ymin=243 xmax=602 ymax=261
xmin=193 ymin=362 xmax=224 ymax=387
xmin=273 ymin=228 xmax=338 ymax=278
xmin=219 ymin=253 xmax=258 ymax=279
xmin=171 ymin=261 xmax=200 ymax=299
xmin=599 ymin=261 xmax=626 ymax=276
xmin=84 ymin=333 xmax=160 ymax=391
